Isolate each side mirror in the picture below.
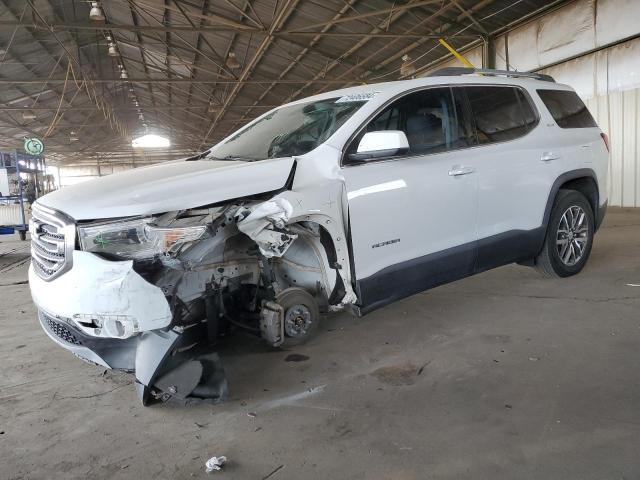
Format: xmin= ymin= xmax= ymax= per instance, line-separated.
xmin=347 ymin=130 xmax=409 ymax=163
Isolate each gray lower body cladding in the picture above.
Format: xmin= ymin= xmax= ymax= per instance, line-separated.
xmin=39 ymin=310 xmax=228 ymax=405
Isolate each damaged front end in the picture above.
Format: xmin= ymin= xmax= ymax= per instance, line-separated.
xmin=31 ymin=189 xmax=355 ymax=406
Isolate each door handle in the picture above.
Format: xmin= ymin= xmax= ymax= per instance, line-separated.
xmin=540 ymin=151 xmax=561 ymax=162
xmin=448 ymin=165 xmax=475 ymax=176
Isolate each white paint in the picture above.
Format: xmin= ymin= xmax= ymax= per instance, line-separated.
xmin=37 ymin=157 xmax=296 ymax=220
xmin=347 ymin=179 xmax=407 ymax=200
xmin=236 ymin=198 xmax=298 ymax=258
xmin=29 ymin=250 xmax=172 ymax=336
xmin=356 ymin=130 xmax=409 ymax=154
xmin=342 ymin=148 xmax=478 ymax=280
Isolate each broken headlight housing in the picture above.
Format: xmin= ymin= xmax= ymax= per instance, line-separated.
xmin=78 ymin=217 xmax=206 ymax=260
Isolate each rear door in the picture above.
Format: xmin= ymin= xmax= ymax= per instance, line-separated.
xmin=536 ymin=88 xmax=603 ymax=173
xmin=461 ymin=85 xmax=554 ymax=271
xmin=341 ymin=87 xmax=479 ymax=311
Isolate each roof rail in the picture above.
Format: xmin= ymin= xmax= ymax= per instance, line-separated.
xmin=427 ymin=67 xmax=555 ymax=83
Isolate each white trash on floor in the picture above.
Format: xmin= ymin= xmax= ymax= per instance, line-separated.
xmin=205 ymin=456 xmax=227 ymax=473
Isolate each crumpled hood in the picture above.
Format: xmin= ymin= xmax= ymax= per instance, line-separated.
xmin=38 ymin=157 xmax=295 ymax=220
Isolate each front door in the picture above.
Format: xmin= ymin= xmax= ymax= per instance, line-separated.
xmin=341 ymin=87 xmax=479 ymax=312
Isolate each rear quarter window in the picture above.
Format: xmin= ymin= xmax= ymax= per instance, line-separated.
xmin=465 ymin=86 xmax=537 ymax=144
xmin=537 ymin=89 xmax=597 ymax=128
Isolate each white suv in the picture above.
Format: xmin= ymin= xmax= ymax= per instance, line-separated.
xmin=29 ymin=68 xmax=608 ymax=405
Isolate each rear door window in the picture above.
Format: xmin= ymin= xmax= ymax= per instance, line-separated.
xmin=465 ymin=86 xmax=536 ymax=144
xmin=452 ymin=87 xmax=477 ymax=148
xmin=517 ymin=89 xmax=538 ymax=130
xmin=537 ymin=89 xmax=597 ymax=128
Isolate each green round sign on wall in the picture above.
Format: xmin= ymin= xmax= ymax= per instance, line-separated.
xmin=24 ymin=137 xmax=44 ymax=155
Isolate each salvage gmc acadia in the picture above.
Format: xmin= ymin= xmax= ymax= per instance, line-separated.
xmin=29 ymin=68 xmax=609 ymax=405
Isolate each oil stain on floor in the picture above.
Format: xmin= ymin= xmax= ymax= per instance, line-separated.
xmin=284 ymin=353 xmax=310 ymax=362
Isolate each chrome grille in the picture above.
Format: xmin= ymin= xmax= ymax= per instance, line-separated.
xmin=30 ymin=203 xmax=75 ymax=281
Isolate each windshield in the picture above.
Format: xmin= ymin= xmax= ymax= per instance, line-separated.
xmin=208 ymin=97 xmax=367 ymax=161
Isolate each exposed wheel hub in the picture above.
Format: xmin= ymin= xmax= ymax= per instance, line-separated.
xmin=284 ymin=304 xmax=312 ymax=337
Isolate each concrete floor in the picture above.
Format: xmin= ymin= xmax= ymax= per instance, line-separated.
xmin=1 ymin=207 xmax=639 ymax=480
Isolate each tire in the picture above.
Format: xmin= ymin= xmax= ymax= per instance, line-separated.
xmin=535 ymin=189 xmax=594 ymax=278
xmin=276 ymin=287 xmax=320 ymax=347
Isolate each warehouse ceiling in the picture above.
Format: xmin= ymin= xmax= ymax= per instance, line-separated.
xmin=0 ymin=0 xmax=567 ymax=166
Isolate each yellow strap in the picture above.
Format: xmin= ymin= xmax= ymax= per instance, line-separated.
xmin=438 ymin=39 xmax=475 ymax=68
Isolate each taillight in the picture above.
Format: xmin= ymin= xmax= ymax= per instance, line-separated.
xmin=600 ymin=132 xmax=610 ymax=152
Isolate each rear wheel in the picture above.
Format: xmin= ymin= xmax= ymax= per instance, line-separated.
xmin=276 ymin=288 xmax=320 ymax=347
xmin=535 ymin=190 xmax=594 ymax=278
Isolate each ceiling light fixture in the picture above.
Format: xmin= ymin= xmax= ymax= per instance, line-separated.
xmin=89 ymin=2 xmax=105 ymax=21
xmin=132 ymin=134 xmax=170 ymax=149
xmin=22 ymin=112 xmax=36 ymax=121
xmin=108 ymin=43 xmax=118 ymax=57
xmin=120 ymin=71 xmax=128 ymax=79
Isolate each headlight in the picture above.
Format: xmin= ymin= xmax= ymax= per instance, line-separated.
xmin=78 ymin=218 xmax=206 ymax=259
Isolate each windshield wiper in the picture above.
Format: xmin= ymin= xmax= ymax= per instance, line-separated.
xmin=185 ymin=150 xmax=211 ymax=161
xmin=208 ymin=154 xmax=256 ymax=162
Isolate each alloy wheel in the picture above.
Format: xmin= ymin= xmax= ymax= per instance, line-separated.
xmin=556 ymin=205 xmax=589 ymax=266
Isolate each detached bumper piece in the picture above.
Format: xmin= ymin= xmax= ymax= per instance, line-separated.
xmin=39 ymin=310 xmax=228 ymax=406
xmin=134 ymin=323 xmax=228 ymax=406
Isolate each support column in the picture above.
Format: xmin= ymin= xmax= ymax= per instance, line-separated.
xmin=482 ymin=35 xmax=496 ymax=69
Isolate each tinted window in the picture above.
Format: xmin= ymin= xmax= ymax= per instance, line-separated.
xmin=537 ymin=89 xmax=597 ymax=128
xmin=346 ymin=87 xmax=472 ymax=159
xmin=466 ymin=86 xmax=534 ymax=143
xmin=452 ymin=87 xmax=477 ymax=147
xmin=517 ymin=89 xmax=538 ymax=130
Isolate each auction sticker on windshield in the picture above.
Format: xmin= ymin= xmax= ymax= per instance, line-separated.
xmin=335 ymin=92 xmax=379 ymax=103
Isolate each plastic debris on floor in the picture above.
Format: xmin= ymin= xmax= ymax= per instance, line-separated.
xmin=205 ymin=456 xmax=227 ymax=473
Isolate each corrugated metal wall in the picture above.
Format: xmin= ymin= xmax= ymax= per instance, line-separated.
xmin=584 ymin=87 xmax=640 ymax=207
xmin=494 ymin=0 xmax=640 ymax=207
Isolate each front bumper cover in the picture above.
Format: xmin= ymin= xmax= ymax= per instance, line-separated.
xmin=29 ymin=250 xmax=172 ymax=338
xmin=31 ymin=251 xmax=227 ymax=405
